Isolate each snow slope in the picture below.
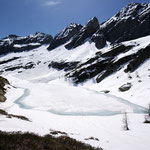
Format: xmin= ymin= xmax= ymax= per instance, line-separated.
xmin=0 ymin=35 xmax=150 ymax=150
xmin=84 ymin=36 xmax=150 ymax=108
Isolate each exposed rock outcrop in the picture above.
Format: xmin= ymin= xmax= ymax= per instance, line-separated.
xmin=66 ymin=44 xmax=134 ymax=83
xmin=125 ymin=45 xmax=150 ymax=72
xmin=3 ymin=62 xmax=36 ymax=72
xmin=0 ymin=76 xmax=9 ymax=102
xmin=49 ymin=61 xmax=79 ymax=71
xmin=91 ymin=31 xmax=106 ymax=49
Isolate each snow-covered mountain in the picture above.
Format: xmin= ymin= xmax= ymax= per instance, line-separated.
xmin=49 ymin=2 xmax=150 ymax=50
xmin=0 ymin=32 xmax=52 ymax=55
xmin=99 ymin=2 xmax=150 ymax=43
xmin=0 ymin=2 xmax=150 ymax=150
xmin=0 ymin=3 xmax=150 ymax=85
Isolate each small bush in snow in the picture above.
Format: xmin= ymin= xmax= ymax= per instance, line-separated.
xmin=144 ymin=104 xmax=150 ymax=123
xmin=122 ymin=112 xmax=129 ymax=130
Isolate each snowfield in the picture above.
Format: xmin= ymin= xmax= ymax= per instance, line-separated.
xmin=0 ymin=35 xmax=150 ymax=150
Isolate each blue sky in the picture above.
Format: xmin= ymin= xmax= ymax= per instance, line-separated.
xmin=0 ymin=0 xmax=150 ymax=39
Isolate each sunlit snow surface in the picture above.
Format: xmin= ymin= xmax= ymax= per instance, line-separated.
xmin=0 ymin=36 xmax=150 ymax=150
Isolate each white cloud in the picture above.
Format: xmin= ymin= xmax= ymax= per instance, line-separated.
xmin=43 ymin=1 xmax=62 ymax=6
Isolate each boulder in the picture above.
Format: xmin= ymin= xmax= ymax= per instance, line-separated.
xmin=119 ymin=83 xmax=132 ymax=92
xmin=0 ymin=94 xmax=6 ymax=102
xmin=100 ymin=90 xmax=110 ymax=94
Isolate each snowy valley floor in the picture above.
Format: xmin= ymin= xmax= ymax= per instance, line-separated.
xmin=0 ymin=73 xmax=150 ymax=150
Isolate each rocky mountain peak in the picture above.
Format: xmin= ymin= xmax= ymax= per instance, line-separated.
xmin=0 ymin=32 xmax=53 ymax=55
xmin=85 ymin=17 xmax=99 ymax=30
xmin=65 ymin=17 xmax=99 ymax=49
xmin=3 ymin=34 xmax=19 ymax=40
xmin=0 ymin=2 xmax=150 ymax=54
xmin=24 ymin=32 xmax=53 ymax=44
xmin=99 ymin=2 xmax=150 ymax=44
xmin=46 ymin=3 xmax=149 ymax=51
xmin=48 ymin=23 xmax=82 ymax=50
xmin=55 ymin=23 xmax=82 ymax=40
xmin=114 ymin=2 xmax=149 ymax=20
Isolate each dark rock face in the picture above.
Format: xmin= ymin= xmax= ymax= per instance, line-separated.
xmin=0 ymin=57 xmax=20 ymax=65
xmin=66 ymin=42 xmax=150 ymax=84
xmin=96 ymin=54 xmax=135 ymax=83
xmin=99 ymin=3 xmax=150 ymax=44
xmin=65 ymin=17 xmax=100 ymax=49
xmin=68 ymin=58 xmax=111 ymax=83
xmin=125 ymin=45 xmax=150 ymax=72
xmin=0 ymin=76 xmax=9 ymax=102
xmin=101 ymin=44 xmax=133 ymax=57
xmin=48 ymin=23 xmax=82 ymax=50
xmin=47 ymin=41 xmax=150 ymax=84
xmin=66 ymin=44 xmax=134 ymax=84
xmin=0 ymin=32 xmax=53 ymax=55
xmin=91 ymin=31 xmax=106 ymax=49
xmin=49 ymin=61 xmax=79 ymax=71
xmin=4 ymin=62 xmax=36 ymax=72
